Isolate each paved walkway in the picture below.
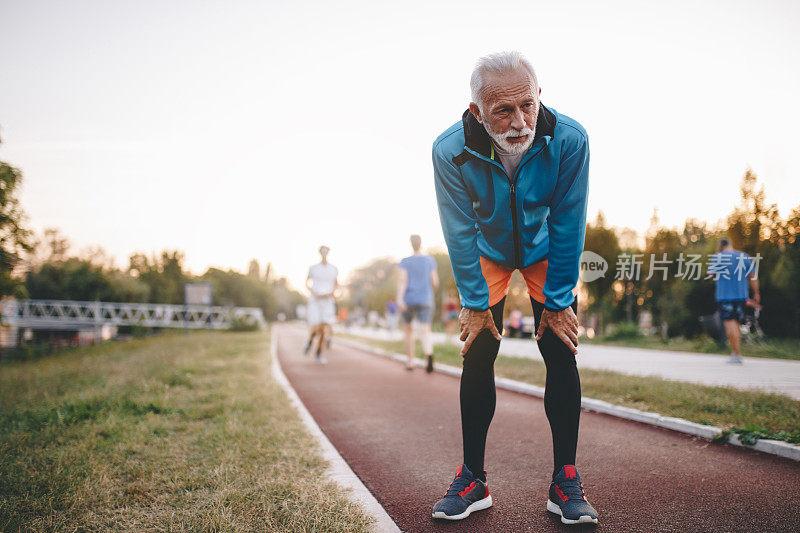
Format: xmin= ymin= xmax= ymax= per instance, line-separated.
xmin=277 ymin=325 xmax=800 ymax=532
xmin=343 ymin=326 xmax=800 ymax=400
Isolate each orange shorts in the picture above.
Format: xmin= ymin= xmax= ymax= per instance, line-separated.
xmin=480 ymin=256 xmax=577 ymax=307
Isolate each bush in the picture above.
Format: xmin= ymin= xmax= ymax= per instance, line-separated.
xmin=714 ymin=424 xmax=800 ymax=445
xmin=229 ymin=316 xmax=260 ymax=332
xmin=0 ymin=343 xmax=55 ymax=362
xmin=691 ymin=334 xmax=725 ymax=353
xmin=603 ymin=322 xmax=641 ymax=340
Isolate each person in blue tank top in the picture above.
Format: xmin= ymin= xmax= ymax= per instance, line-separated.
xmin=397 ymin=234 xmax=439 ymax=372
xmin=709 ymin=237 xmax=761 ymax=364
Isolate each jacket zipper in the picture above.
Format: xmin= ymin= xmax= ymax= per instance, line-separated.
xmin=510 ymin=179 xmax=521 ymax=268
xmin=510 ymin=141 xmax=550 ymax=268
xmin=477 ymin=140 xmax=549 ymax=270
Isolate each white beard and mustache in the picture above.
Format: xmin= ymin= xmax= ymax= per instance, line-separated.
xmin=481 ymin=104 xmax=539 ymax=155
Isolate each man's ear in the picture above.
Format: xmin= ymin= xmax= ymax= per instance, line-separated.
xmin=468 ymin=102 xmax=483 ymax=124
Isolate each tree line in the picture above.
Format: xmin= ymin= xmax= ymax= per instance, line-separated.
xmin=344 ymin=169 xmax=799 ymax=339
xmin=18 ymin=230 xmax=305 ymax=321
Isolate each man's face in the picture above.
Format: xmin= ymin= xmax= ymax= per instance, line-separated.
xmin=470 ymin=66 xmax=540 ymax=155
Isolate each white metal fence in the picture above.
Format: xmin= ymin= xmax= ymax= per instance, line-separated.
xmin=1 ymin=298 xmax=266 ymax=331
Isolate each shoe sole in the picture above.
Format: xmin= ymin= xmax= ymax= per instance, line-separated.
xmin=546 ymin=499 xmax=598 ymax=525
xmin=432 ymin=495 xmax=492 ymax=520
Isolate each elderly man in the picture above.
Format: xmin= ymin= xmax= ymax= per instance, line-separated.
xmin=431 ymin=52 xmax=598 ymax=525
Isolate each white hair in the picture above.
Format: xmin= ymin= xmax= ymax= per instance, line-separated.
xmin=470 ymin=51 xmax=539 ymax=111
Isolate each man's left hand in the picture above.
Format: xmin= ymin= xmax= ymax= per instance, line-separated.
xmin=535 ymin=306 xmax=579 ymax=354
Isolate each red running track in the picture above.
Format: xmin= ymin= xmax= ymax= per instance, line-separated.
xmin=275 ymin=325 xmax=800 ymax=532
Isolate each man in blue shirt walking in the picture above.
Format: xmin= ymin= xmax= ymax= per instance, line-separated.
xmin=397 ymin=234 xmax=439 ymax=372
xmin=710 ymin=237 xmax=761 ymax=364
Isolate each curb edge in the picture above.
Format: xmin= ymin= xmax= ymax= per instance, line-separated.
xmin=336 ymin=336 xmax=800 ymax=463
xmin=270 ymin=329 xmax=402 ymax=533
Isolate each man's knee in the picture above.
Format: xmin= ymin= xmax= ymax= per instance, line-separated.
xmin=463 ymin=331 xmax=500 ymax=370
xmin=538 ymin=331 xmax=578 ymax=368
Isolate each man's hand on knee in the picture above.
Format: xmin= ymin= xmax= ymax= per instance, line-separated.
xmin=535 ymin=307 xmax=579 ymax=354
xmin=458 ymin=308 xmax=502 ymax=356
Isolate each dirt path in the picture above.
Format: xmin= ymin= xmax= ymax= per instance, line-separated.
xmin=276 ymin=325 xmax=800 ymax=532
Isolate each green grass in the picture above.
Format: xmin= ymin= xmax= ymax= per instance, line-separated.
xmin=344 ymin=334 xmax=800 ymax=445
xmin=583 ymin=333 xmax=800 ymax=361
xmin=0 ymin=330 xmax=373 ymax=532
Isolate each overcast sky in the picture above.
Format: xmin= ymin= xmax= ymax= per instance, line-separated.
xmin=1 ymin=0 xmax=798 ymax=290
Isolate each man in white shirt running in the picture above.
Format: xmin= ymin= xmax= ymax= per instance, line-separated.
xmin=304 ymin=245 xmax=339 ymax=363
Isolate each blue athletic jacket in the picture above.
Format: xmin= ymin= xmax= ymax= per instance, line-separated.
xmin=432 ymin=104 xmax=589 ymax=312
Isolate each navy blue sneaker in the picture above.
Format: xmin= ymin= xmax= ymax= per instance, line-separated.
xmin=432 ymin=464 xmax=492 ymax=520
xmin=547 ymin=465 xmax=599 ymax=525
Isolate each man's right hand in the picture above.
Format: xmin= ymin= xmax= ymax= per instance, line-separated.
xmin=458 ymin=307 xmax=502 ymax=356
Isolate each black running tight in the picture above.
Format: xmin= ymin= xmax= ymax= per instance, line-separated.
xmin=461 ymin=296 xmax=581 ymax=480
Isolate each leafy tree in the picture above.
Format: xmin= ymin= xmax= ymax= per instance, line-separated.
xmin=680 ymin=218 xmax=710 ymax=248
xmin=26 ymin=259 xmax=114 ymax=301
xmin=198 ymin=267 xmax=303 ymax=321
xmin=0 ymin=134 xmax=32 ymax=297
xmin=269 ymin=276 xmax=305 ymax=320
xmin=757 ymin=203 xmax=800 ymax=337
xmin=248 ymin=259 xmax=260 ymax=279
xmin=106 ymin=270 xmax=150 ymax=302
xmin=643 ymin=225 xmax=683 ymax=330
xmin=726 ymin=167 xmax=780 ymax=255
xmin=345 ymin=257 xmax=397 ymax=314
xmin=46 ymin=229 xmax=69 ymax=260
xmin=431 ymin=250 xmax=457 ymax=321
xmin=583 ymin=211 xmax=621 ymax=329
xmin=201 ymin=267 xmax=275 ymax=313
xmin=128 ymin=251 xmax=186 ymax=304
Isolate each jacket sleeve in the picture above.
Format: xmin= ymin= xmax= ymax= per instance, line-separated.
xmin=433 ymin=144 xmax=490 ymax=310
xmin=543 ymin=133 xmax=590 ymax=311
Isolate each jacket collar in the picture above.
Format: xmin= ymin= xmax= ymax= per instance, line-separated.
xmin=461 ymin=103 xmax=556 ymax=158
